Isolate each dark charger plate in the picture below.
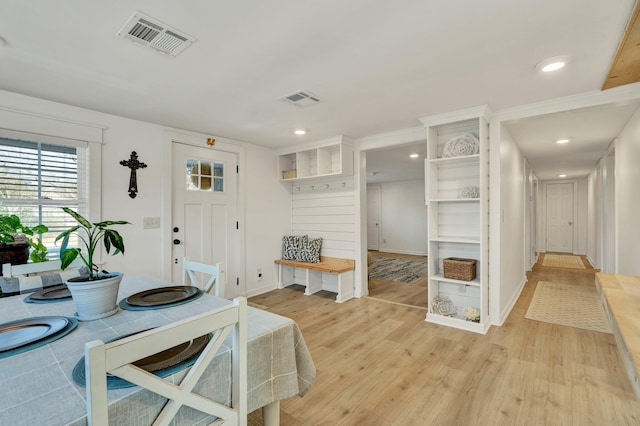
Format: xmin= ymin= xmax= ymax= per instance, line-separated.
xmin=72 ymin=332 xmax=211 ymax=389
xmin=126 ymin=286 xmax=199 ymax=307
xmin=29 ymin=284 xmax=72 ymax=301
xmin=134 ymin=334 xmax=210 ymax=371
xmin=0 ymin=317 xmax=69 ymax=352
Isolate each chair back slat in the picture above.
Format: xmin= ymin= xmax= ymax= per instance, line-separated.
xmin=182 ymin=258 xmax=226 ymax=297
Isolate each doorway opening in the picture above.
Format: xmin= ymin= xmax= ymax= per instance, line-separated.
xmin=364 ymin=141 xmax=428 ymax=308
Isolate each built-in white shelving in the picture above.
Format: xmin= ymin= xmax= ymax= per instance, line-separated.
xmin=420 ymin=106 xmax=490 ymax=334
xmin=277 ymin=136 xmax=354 ymax=182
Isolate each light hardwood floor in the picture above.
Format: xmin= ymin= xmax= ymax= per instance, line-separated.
xmin=248 ymin=253 xmax=640 ymax=425
xmin=366 ymin=251 xmax=428 ymax=308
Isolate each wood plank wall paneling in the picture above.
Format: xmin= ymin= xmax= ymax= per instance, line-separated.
xmin=291 ymin=189 xmax=356 ymax=259
xmin=602 ymin=0 xmax=640 ymax=90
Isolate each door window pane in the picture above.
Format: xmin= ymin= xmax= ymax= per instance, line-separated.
xmin=186 ymin=159 xmax=223 ymax=192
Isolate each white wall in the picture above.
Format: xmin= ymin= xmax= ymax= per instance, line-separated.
xmin=576 ymin=177 xmax=588 ymax=255
xmin=523 ymin=163 xmax=537 ymax=270
xmin=615 ymin=107 xmax=640 ymax=275
xmin=587 ymin=166 xmax=601 ymax=269
xmin=498 ymin=125 xmax=527 ymax=323
xmin=0 ymin=89 xmax=290 ymax=296
xmin=244 ymin=146 xmax=292 ymax=296
xmin=369 ymin=180 xmax=427 ymax=255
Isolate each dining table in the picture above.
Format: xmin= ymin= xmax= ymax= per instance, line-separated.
xmin=0 ymin=274 xmax=316 ymax=426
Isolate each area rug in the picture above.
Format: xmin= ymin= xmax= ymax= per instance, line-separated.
xmin=542 ymin=254 xmax=586 ymax=269
xmin=525 ymin=281 xmax=611 ymax=333
xmin=368 ymin=255 xmax=427 ymax=283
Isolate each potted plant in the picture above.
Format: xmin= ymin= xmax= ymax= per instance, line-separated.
xmin=56 ymin=207 xmax=129 ymax=320
xmin=0 ymin=214 xmax=49 ymax=273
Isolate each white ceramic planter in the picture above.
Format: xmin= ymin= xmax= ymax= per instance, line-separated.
xmin=66 ymin=272 xmax=123 ymax=320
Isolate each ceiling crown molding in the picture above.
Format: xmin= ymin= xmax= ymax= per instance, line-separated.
xmin=419 ymin=105 xmax=492 ymax=128
xmin=493 ymin=83 xmax=640 ymax=122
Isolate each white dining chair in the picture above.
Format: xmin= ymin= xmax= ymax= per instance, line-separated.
xmin=85 ymin=297 xmax=247 ymax=426
xmin=183 ymin=257 xmax=226 ymax=298
xmin=2 ymin=257 xmax=84 ymax=277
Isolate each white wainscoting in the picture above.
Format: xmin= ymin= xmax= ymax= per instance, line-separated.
xmin=291 ymin=188 xmax=356 ymax=260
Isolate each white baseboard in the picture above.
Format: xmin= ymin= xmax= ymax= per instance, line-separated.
xmin=244 ymin=282 xmax=278 ymax=298
xmin=586 ymin=254 xmax=598 ymax=269
xmin=493 ymin=275 xmax=527 ymax=326
xmin=377 ymin=249 xmax=428 ymax=256
xmin=355 ymin=287 xmax=369 ymax=298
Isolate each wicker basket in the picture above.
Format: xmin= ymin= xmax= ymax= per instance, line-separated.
xmin=443 ymin=257 xmax=477 ymax=281
xmin=282 ymin=169 xmax=297 ymax=179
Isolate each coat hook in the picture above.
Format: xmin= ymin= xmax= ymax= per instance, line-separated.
xmin=310 ymin=185 xmax=315 ymax=190
xmin=342 ymin=182 xmax=346 ymax=187
xmin=325 ymin=184 xmax=329 ymax=189
xmin=296 ymin=186 xmax=301 ymax=191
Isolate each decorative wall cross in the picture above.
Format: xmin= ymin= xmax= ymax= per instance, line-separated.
xmin=120 ymin=151 xmax=147 ymax=199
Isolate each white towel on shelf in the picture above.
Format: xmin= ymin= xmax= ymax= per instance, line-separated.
xmin=443 ymin=133 xmax=479 ymax=157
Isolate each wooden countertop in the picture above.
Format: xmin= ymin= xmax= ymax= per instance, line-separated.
xmin=596 ymin=272 xmax=640 ymax=399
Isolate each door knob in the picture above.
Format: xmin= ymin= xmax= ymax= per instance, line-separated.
xmin=173 ymin=239 xmax=181 ymax=245
xmin=568 ymin=221 xmax=573 ymax=226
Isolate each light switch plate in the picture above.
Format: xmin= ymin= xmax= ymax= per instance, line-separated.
xmin=143 ymin=217 xmax=161 ymax=229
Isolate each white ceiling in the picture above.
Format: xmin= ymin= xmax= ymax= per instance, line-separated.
xmin=504 ymin=100 xmax=640 ymax=180
xmin=0 ymin=0 xmax=638 ymax=181
xmin=366 ymin=141 xmax=427 ymax=184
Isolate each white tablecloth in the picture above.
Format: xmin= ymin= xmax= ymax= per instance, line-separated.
xmin=0 ymin=275 xmax=315 ymax=425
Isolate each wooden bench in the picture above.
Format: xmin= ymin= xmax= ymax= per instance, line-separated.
xmin=274 ymin=256 xmax=355 ymax=303
xmin=595 ymin=272 xmax=640 ymax=401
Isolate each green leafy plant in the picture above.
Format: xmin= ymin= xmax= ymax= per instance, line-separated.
xmin=0 ymin=214 xmax=49 ymax=262
xmin=29 ymin=238 xmax=49 ymax=263
xmin=56 ymin=207 xmax=130 ymax=280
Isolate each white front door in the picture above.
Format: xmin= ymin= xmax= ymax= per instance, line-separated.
xmin=171 ymin=142 xmax=240 ymax=297
xmin=546 ymin=182 xmax=573 ymax=253
xmin=367 ymin=187 xmax=380 ymax=250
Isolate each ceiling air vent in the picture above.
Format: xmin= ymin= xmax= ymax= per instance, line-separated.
xmin=279 ymin=90 xmax=321 ymax=107
xmin=116 ymin=11 xmax=196 ymax=57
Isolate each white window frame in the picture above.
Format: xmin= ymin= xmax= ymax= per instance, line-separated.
xmin=0 ymin=106 xmax=104 ymax=225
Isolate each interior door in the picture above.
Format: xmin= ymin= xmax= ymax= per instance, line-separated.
xmin=546 ymin=182 xmax=574 ymax=253
xmin=171 ymin=142 xmax=239 ymax=297
xmin=367 ymin=187 xmax=380 ymax=250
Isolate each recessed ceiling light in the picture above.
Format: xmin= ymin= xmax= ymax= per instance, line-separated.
xmin=536 ymin=55 xmax=571 ymax=73
xmin=409 ymin=153 xmax=419 ymax=158
xmin=293 ymin=129 xmax=307 ymax=135
xmin=558 ymin=174 xmax=567 ymax=178
xmin=556 ymin=138 xmax=571 ymax=144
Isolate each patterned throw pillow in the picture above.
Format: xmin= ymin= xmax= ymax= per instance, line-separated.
xmin=282 ymin=235 xmax=307 ymax=260
xmin=297 ymin=237 xmax=322 ymax=263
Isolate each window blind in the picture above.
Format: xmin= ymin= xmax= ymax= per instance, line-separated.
xmin=0 ymin=136 xmax=88 ymax=250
